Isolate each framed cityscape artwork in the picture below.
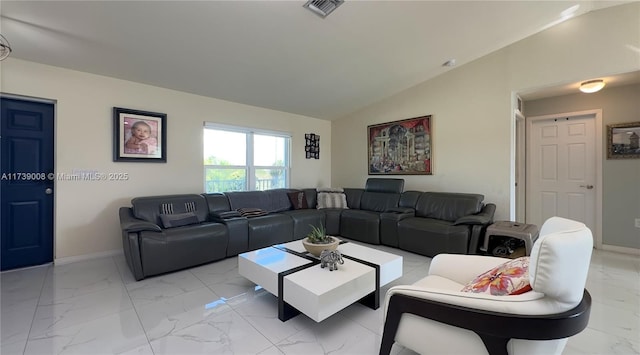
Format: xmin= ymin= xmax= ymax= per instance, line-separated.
xmin=367 ymin=115 xmax=432 ymax=175
xmin=607 ymin=121 xmax=640 ymax=159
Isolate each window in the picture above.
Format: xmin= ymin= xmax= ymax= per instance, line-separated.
xmin=204 ymin=124 xmax=290 ymax=193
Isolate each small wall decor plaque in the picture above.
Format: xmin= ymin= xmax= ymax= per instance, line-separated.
xmin=305 ymin=133 xmax=320 ymax=159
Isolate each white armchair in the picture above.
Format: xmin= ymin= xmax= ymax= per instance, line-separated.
xmin=380 ymin=217 xmax=593 ymax=355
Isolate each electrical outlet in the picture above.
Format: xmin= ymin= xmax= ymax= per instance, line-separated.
xmin=636 ymin=218 xmax=640 ymax=228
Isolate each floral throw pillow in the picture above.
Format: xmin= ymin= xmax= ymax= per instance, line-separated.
xmin=461 ymin=257 xmax=532 ymax=296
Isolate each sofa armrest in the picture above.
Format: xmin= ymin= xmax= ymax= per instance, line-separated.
xmin=380 ymin=289 xmax=591 ymax=355
xmin=455 ymin=203 xmax=495 ymax=254
xmin=119 ymin=207 xmax=162 ymax=232
xmin=453 ymin=203 xmax=496 ymax=226
xmin=428 ymin=253 xmax=506 ymax=283
xmin=119 ymin=207 xmax=150 ymax=281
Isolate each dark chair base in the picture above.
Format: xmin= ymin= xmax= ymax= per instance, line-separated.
xmin=379 ymin=290 xmax=591 ymax=355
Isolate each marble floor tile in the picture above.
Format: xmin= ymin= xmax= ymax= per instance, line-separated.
xmin=148 ymin=310 xmax=273 ymax=354
xmin=234 ymin=291 xmax=315 ymax=343
xmin=24 ymin=309 xmax=148 ymax=355
xmin=586 ymin=278 xmax=640 ymax=312
xmin=275 ymin=313 xmax=381 ymax=355
xmin=30 ymin=285 xmax=133 ymax=338
xmin=1 ymin=297 xmax=39 ymax=344
xmin=1 ymin=339 xmax=28 ymax=355
xmin=1 ymin=265 xmax=49 ymax=309
xmin=39 ymin=257 xmax=124 ymax=304
xmin=113 ymin=254 xmax=138 ymax=285
xmin=257 ymin=345 xmax=286 ymax=355
xmin=339 ymin=301 xmax=387 ymax=335
xmin=125 ymin=270 xmax=206 ymax=307
xmin=117 ymin=344 xmax=155 ymax=355
xmin=587 ymin=299 xmax=640 ymax=342
xmin=565 ymin=326 xmax=640 ymax=354
xmin=189 ymin=257 xmax=239 ymax=286
xmin=135 ymin=287 xmax=232 ymax=341
xmin=191 ymin=257 xmax=263 ymax=305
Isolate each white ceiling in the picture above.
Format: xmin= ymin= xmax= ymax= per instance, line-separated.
xmin=0 ymin=1 xmax=632 ymax=120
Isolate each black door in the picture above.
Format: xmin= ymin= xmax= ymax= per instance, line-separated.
xmin=1 ymin=97 xmax=54 ymax=270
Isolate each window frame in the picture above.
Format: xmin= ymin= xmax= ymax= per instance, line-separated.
xmin=203 ymin=123 xmax=291 ymax=192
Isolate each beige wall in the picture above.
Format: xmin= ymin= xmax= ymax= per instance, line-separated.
xmin=1 ymin=59 xmax=332 ymax=260
xmin=332 ymin=2 xmax=640 ymax=247
xmin=525 ymin=83 xmax=640 ymax=249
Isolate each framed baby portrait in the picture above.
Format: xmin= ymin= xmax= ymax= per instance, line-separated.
xmin=113 ymin=107 xmax=167 ymax=162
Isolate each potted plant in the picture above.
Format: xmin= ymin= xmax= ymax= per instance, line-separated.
xmin=302 ymin=224 xmax=339 ymax=257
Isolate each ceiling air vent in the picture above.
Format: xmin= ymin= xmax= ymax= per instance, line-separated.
xmin=303 ymin=0 xmax=344 ymax=18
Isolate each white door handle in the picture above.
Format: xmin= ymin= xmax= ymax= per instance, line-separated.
xmin=579 ymin=185 xmax=594 ymax=189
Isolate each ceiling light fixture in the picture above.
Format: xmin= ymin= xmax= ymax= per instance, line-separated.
xmin=303 ymin=0 xmax=344 ymax=18
xmin=0 ymin=34 xmax=12 ymax=61
xmin=579 ymin=79 xmax=605 ymax=93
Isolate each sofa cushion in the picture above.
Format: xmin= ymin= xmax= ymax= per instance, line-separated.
xmin=397 ymin=217 xmax=471 ymax=256
xmin=226 ymin=191 xmax=271 ymax=211
xmin=360 ymin=191 xmax=400 ymax=212
xmin=264 ymin=189 xmax=294 ymax=212
xmin=461 ymin=257 xmax=532 ymax=296
xmin=287 ymin=191 xmax=309 ymax=209
xmin=160 ymin=212 xmax=199 ymax=228
xmin=415 ymin=192 xmax=484 ymax=222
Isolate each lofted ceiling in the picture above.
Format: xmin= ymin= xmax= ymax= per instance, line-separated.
xmin=0 ymin=1 xmax=631 ymax=120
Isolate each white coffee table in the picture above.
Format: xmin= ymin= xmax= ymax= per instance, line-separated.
xmin=238 ymin=239 xmax=403 ymax=322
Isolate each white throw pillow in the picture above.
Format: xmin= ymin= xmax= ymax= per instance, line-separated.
xmin=316 ymin=189 xmax=349 ymax=209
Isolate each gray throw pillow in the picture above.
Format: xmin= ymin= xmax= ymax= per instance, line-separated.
xmin=160 ymin=212 xmax=199 ymax=228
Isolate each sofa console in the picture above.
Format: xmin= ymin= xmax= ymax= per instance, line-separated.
xmin=119 ymin=179 xmax=495 ymax=280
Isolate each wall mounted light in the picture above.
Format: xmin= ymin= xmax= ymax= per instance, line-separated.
xmin=579 ymin=79 xmax=605 ymax=93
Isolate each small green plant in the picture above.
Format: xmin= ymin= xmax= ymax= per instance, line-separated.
xmin=306 ymin=224 xmax=332 ymax=244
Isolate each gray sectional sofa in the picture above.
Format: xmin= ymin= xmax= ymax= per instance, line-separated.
xmin=119 ymin=178 xmax=495 ymax=280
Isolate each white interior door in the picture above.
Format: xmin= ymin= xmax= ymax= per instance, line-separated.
xmin=527 ymin=112 xmax=598 ymax=243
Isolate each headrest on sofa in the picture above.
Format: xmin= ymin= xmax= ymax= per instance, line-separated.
xmin=365 ymin=178 xmax=404 ymax=194
xmin=132 ymin=194 xmax=208 ymax=225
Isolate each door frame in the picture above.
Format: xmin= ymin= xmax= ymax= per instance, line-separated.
xmin=514 ymin=110 xmax=526 ymax=223
xmin=524 ymin=109 xmax=603 ymax=249
xmin=0 ymin=92 xmax=57 ymax=268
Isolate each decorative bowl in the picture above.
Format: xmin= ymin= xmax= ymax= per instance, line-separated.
xmin=302 ymin=236 xmax=339 ymax=257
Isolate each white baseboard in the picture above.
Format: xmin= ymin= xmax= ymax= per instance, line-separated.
xmin=54 ymin=249 xmax=124 ymax=265
xmin=600 ymin=244 xmax=640 ymax=256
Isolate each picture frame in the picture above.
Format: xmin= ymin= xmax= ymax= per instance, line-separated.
xmin=305 ymin=133 xmax=320 ymax=159
xmin=607 ymin=121 xmax=640 ymax=159
xmin=368 ymin=115 xmax=432 ymax=175
xmin=113 ymin=107 xmax=167 ymax=162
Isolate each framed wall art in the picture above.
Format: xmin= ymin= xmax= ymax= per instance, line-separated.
xmin=607 ymin=121 xmax=640 ymax=159
xmin=368 ymin=115 xmax=432 ymax=175
xmin=113 ymin=107 xmax=167 ymax=162
xmin=305 ymin=133 xmax=320 ymax=159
